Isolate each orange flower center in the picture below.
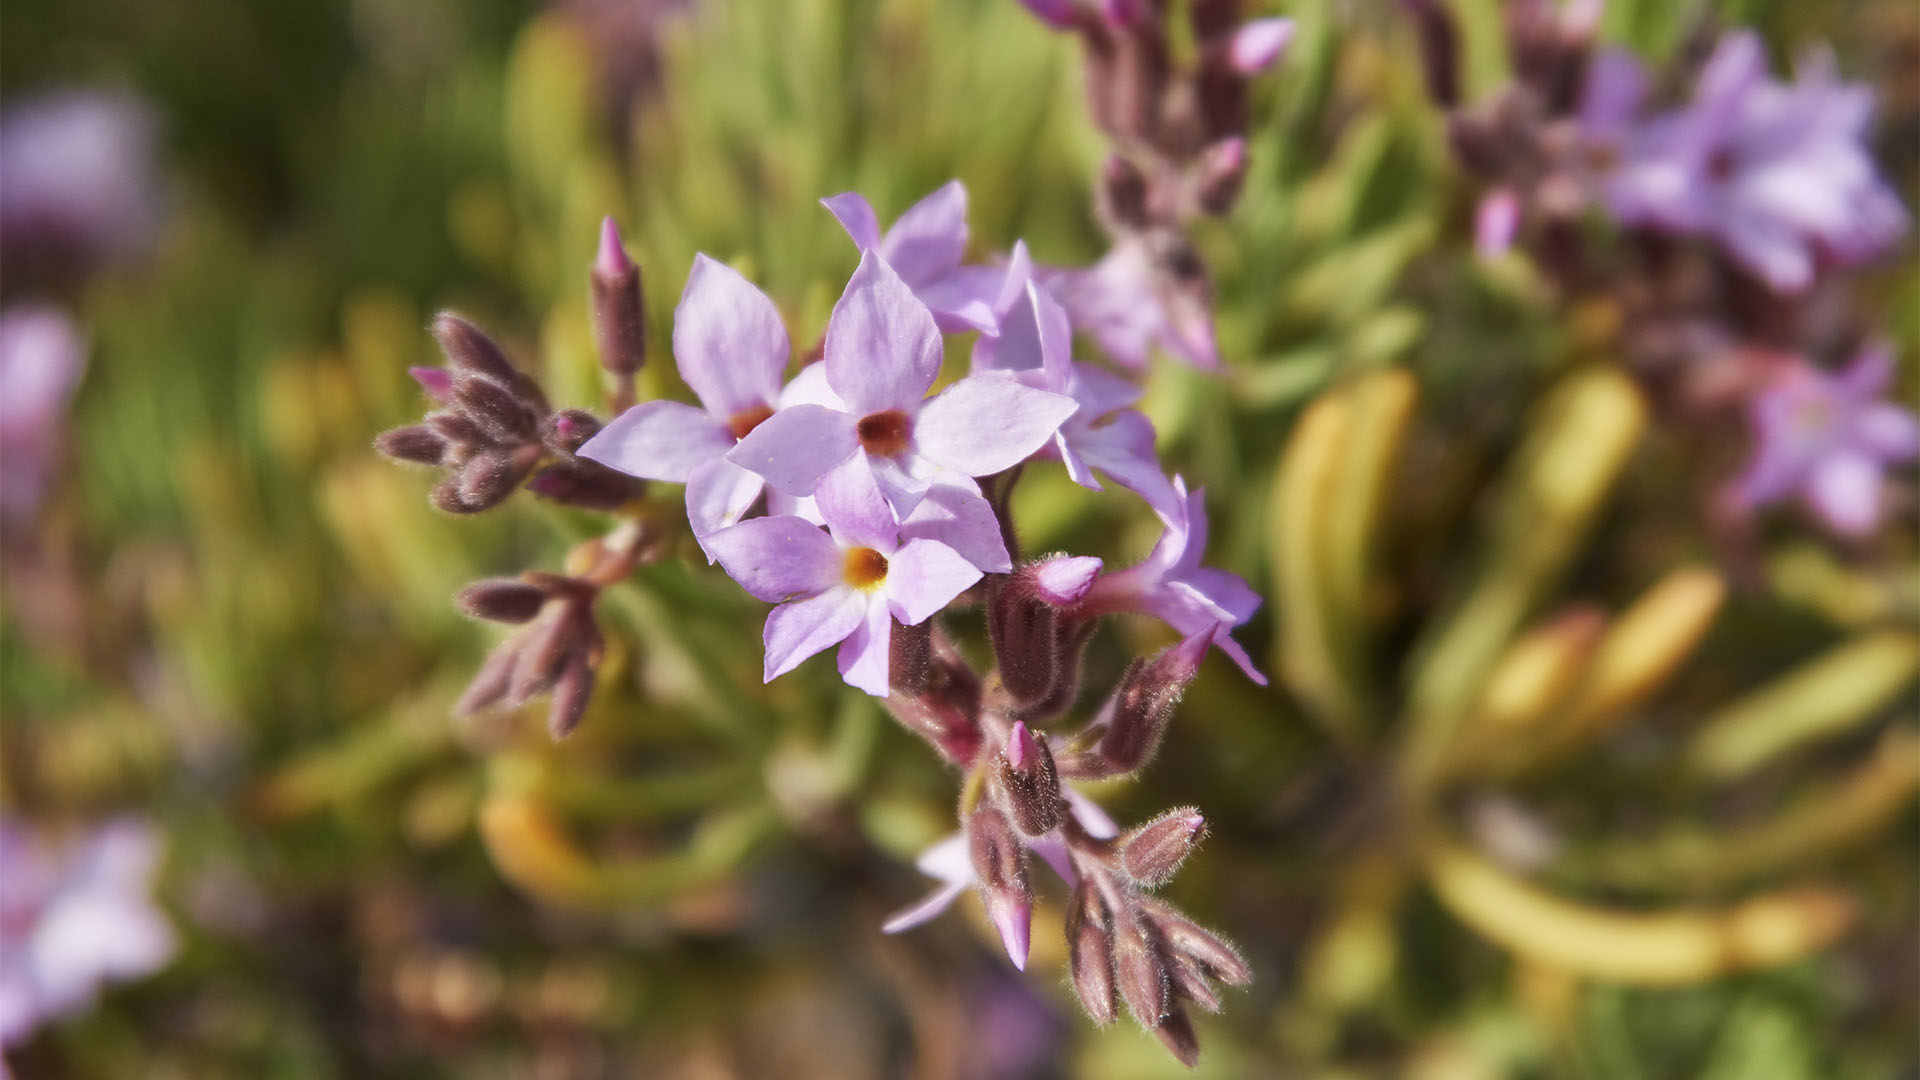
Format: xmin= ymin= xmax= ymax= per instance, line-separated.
xmin=729 ymin=405 xmax=775 ymax=441
xmin=842 ymin=547 xmax=889 ymax=590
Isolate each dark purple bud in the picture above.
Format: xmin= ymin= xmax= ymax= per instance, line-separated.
xmin=967 ymin=807 xmax=1032 ymax=970
xmin=1194 ymin=137 xmax=1248 ymax=216
xmin=453 ymin=373 xmax=541 ymax=443
xmin=889 ymin=618 xmax=932 ymax=694
xmin=1151 ymin=1007 xmax=1202 ymax=1067
xmin=1165 ymin=948 xmax=1223 ymax=1013
xmin=986 ymin=574 xmax=1060 ymax=706
xmin=1118 ymin=807 xmax=1206 ymax=887
xmin=374 ymin=424 xmax=448 ymax=466
xmin=508 ymin=610 xmax=574 ymax=707
xmin=526 ymin=460 xmax=643 ymax=512
xmin=1098 ymin=154 xmax=1151 ymax=232
xmin=1106 ymin=19 xmax=1171 ymax=143
xmin=1093 ymin=630 xmax=1210 ymax=775
xmin=409 ymin=365 xmax=455 ymax=403
xmin=1112 ymin=905 xmax=1171 ymax=1026
xmin=589 ymin=216 xmax=647 ymax=378
xmin=427 ymin=409 xmax=492 ymax=450
xmin=546 ymin=409 xmax=602 ymax=454
xmin=432 ymin=312 xmax=520 ymax=384
xmin=444 ymin=450 xmax=528 ymax=513
xmin=994 ymin=721 xmax=1064 ymax=836
xmin=1400 ymin=0 xmax=1461 ymax=108
xmin=1140 ymin=897 xmax=1251 ymax=985
xmin=1066 ymin=883 xmax=1119 ymax=1026
xmin=546 ymin=649 xmax=595 ymax=738
xmin=457 ymin=578 xmax=550 ymax=624
xmin=454 ymin=641 xmax=518 ymax=718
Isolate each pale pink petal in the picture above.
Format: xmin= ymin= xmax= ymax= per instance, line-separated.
xmin=579 ymin=400 xmax=732 ymax=482
xmin=881 ymin=881 xmax=969 ymax=934
xmin=1804 ymin=450 xmax=1883 ymax=535
xmin=836 ymin=594 xmax=895 ymax=696
xmin=815 ymin=455 xmax=899 ymax=553
xmin=1229 ymin=17 xmax=1294 ymax=74
xmin=915 ymin=375 xmax=1078 ymax=476
xmin=685 ymin=458 xmax=768 ymax=552
xmin=727 ymin=403 xmax=859 ymax=496
xmin=877 ymin=180 xmax=968 ymax=288
xmin=868 ymin=451 xmax=941 ymax=519
xmin=1855 ymin=403 xmax=1920 ymax=461
xmin=823 ymin=251 xmax=945 ymax=415
xmin=777 ymin=361 xmax=845 ymax=409
xmin=822 ymin=191 xmax=882 ymax=251
xmin=1475 ymin=188 xmax=1522 ymax=258
xmin=1033 ymin=555 xmax=1103 ymax=605
xmin=885 ymin=539 xmax=986 ymax=624
xmin=674 ymin=254 xmax=791 ymax=417
xmin=899 ymin=480 xmax=1011 ymax=573
xmin=764 ymin=587 xmax=867 ymax=680
xmin=705 ymin=516 xmax=844 ymax=602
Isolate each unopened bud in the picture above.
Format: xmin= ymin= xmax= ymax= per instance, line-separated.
xmin=1032 ymin=554 xmax=1102 ymax=605
xmin=526 ymin=460 xmax=643 ymax=512
xmin=427 ymin=410 xmax=491 ymax=450
xmin=1098 ymin=155 xmax=1151 ymax=232
xmin=1227 ymin=17 xmax=1293 ymax=74
xmin=454 ymin=373 xmax=541 ymax=443
xmin=432 ymin=312 xmax=520 ymax=384
xmin=455 ymin=640 xmax=518 ymax=718
xmin=890 ymin=618 xmax=933 ymax=694
xmin=1118 ymin=807 xmax=1206 ymax=887
xmin=546 ymin=649 xmax=595 ymax=739
xmin=967 ymin=807 xmax=1032 ymax=970
xmin=1194 ymin=137 xmax=1248 ymax=216
xmin=994 ymin=722 xmax=1064 ymax=836
xmin=987 ymin=575 xmax=1060 ymax=706
xmin=1141 ymin=896 xmax=1251 ymax=985
xmin=1151 ymin=1007 xmax=1202 ymax=1067
xmin=1165 ymin=947 xmax=1223 ymax=1013
xmin=1067 ymin=883 xmax=1118 ymax=1025
xmin=1399 ymin=0 xmax=1461 ymax=107
xmin=375 ymin=424 xmax=449 ymax=466
xmin=457 ymin=578 xmax=550 ymax=624
xmin=1112 ymin=905 xmax=1170 ymax=1026
xmin=589 ymin=217 xmax=647 ymax=378
xmin=1095 ymin=630 xmax=1211 ymax=775
xmin=409 ymin=365 xmax=455 ymax=402
xmin=546 ymin=409 xmax=602 ymax=454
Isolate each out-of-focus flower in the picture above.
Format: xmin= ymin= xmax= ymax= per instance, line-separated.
xmin=976 ymin=271 xmax=1179 ymax=511
xmin=1227 ymin=17 xmax=1295 ymax=75
xmin=1042 ymin=239 xmax=1219 ymax=371
xmin=1728 ymin=344 xmax=1919 ymax=536
xmin=581 ymin=253 xmax=789 ymax=544
xmin=0 ymin=91 xmax=160 ymax=290
xmin=822 ymin=181 xmax=1005 ymax=333
xmin=704 ymin=457 xmax=984 ymax=696
xmin=1585 ymin=32 xmax=1909 ymax=291
xmin=1081 ymin=476 xmax=1266 ymax=682
xmin=0 ymin=303 xmax=87 ymax=525
xmin=0 ymin=819 xmax=176 ymax=1056
xmin=728 ymin=252 xmax=1076 ymax=521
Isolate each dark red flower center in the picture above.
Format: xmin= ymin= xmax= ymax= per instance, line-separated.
xmin=729 ymin=405 xmax=775 ymax=441
xmin=856 ymin=410 xmax=913 ymax=457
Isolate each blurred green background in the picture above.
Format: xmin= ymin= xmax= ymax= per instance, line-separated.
xmin=1 ymin=0 xmax=1916 ymax=1076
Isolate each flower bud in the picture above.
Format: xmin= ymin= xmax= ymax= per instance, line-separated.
xmin=1194 ymin=137 xmax=1248 ymax=216
xmin=1098 ymin=154 xmax=1151 ymax=232
xmin=1117 ymin=807 xmax=1205 ymax=887
xmin=889 ymin=618 xmax=933 ymax=694
xmin=986 ymin=574 xmax=1060 ymax=706
xmin=546 ymin=649 xmax=595 ymax=739
xmin=1093 ymin=629 xmax=1210 ymax=776
xmin=589 ymin=217 xmax=647 ymax=379
xmin=427 ymin=409 xmax=491 ymax=450
xmin=1141 ymin=896 xmax=1251 ymax=985
xmin=526 ymin=460 xmax=644 ymax=512
xmin=1165 ymin=947 xmax=1222 ymax=1013
xmin=455 ymin=640 xmax=518 ymax=718
xmin=453 ymin=372 xmax=541 ymax=443
xmin=408 ymin=365 xmax=455 ymax=403
xmin=546 ymin=409 xmax=602 ymax=454
xmin=457 ymin=578 xmax=549 ymax=623
xmin=1399 ymin=0 xmax=1461 ymax=107
xmin=994 ymin=721 xmax=1064 ymax=836
xmin=374 ymin=424 xmax=448 ymax=466
xmin=1151 ymin=1007 xmax=1201 ymax=1067
xmin=1227 ymin=17 xmax=1293 ymax=74
xmin=432 ymin=312 xmax=520 ymax=385
xmin=1066 ymin=882 xmax=1118 ymax=1025
xmin=967 ymin=807 xmax=1032 ymax=970
xmin=1112 ymin=904 xmax=1170 ymax=1026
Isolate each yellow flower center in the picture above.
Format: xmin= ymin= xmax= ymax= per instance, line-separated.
xmin=843 ymin=547 xmax=889 ymax=591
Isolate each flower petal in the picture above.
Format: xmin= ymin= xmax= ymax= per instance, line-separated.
xmin=579 ymin=400 xmax=732 ymax=482
xmin=705 ymin=515 xmax=843 ymax=602
xmin=885 ymin=538 xmax=986 ymax=624
xmin=915 ymin=375 xmax=1078 ymax=477
xmin=685 ymin=458 xmax=767 ymax=555
xmin=821 ymin=191 xmax=881 ymax=251
xmin=674 ymin=254 xmax=791 ymax=417
xmin=815 ymin=454 xmax=899 ymax=553
xmin=727 ymin=403 xmax=859 ymax=496
xmin=899 ymin=480 xmax=1011 ymax=573
xmin=1855 ymin=402 xmax=1920 ymax=461
xmin=837 ymin=594 xmax=894 ymax=696
xmin=1070 ymin=410 xmax=1180 ymax=513
xmin=823 ymin=251 xmax=945 ymax=415
xmin=880 ymin=881 xmax=968 ymax=934
xmin=763 ymin=587 xmax=867 ymax=681
xmin=914 ymin=269 xmax=1002 ymax=334
xmin=877 ymin=179 xmax=968 ymax=288
xmin=1804 ymin=449 xmax=1883 ymax=535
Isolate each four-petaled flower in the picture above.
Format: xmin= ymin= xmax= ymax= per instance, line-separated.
xmin=1080 ymin=476 xmax=1267 ymax=683
xmin=705 ymin=457 xmax=986 ymax=696
xmin=1041 ymin=239 xmax=1219 ymax=371
xmin=822 ymin=180 xmax=1006 ymax=334
xmin=729 ymin=251 xmax=1078 ymax=524
xmin=1728 ymin=344 xmax=1919 ymax=536
xmin=580 ymin=254 xmax=788 ymax=547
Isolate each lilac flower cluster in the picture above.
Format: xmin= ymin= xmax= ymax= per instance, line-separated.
xmin=1412 ymin=1 xmax=1916 ymax=541
xmin=1 ymin=819 xmax=176 ymax=1075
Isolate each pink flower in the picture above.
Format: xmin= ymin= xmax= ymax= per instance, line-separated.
xmin=704 ymin=457 xmax=985 ymax=696
xmin=1041 ymin=240 xmax=1220 ymax=371
xmin=821 ymin=181 xmax=1006 ymax=333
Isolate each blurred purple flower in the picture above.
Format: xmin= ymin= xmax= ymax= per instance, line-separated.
xmin=728 ymin=252 xmax=1076 ymax=521
xmin=704 ymin=457 xmax=984 ymax=696
xmin=975 ymin=261 xmax=1180 ymax=511
xmin=1583 ymin=32 xmax=1908 ymax=291
xmin=580 ymin=253 xmax=788 ymax=547
xmin=0 ymin=819 xmax=176 ymax=1056
xmin=822 ymin=181 xmax=1005 ymax=333
xmin=1042 ymin=240 xmax=1219 ymax=371
xmin=1228 ymin=18 xmax=1295 ymax=75
xmin=1081 ymin=476 xmax=1267 ymax=682
xmin=0 ymin=304 xmax=87 ymax=525
xmin=0 ymin=91 xmax=160 ymax=289
xmin=1729 ymin=344 xmax=1919 ymax=536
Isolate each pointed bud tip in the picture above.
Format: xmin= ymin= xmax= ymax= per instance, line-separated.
xmin=990 ymin=898 xmax=1032 ymax=970
xmin=1031 ymin=554 xmax=1103 ymax=606
xmin=595 ymin=216 xmax=633 ymax=277
xmin=409 ymin=365 xmax=454 ymax=402
xmin=1230 ymin=17 xmax=1294 ymax=74
xmin=1007 ymin=721 xmax=1036 ymax=772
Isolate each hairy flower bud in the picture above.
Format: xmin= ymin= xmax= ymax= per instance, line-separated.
xmin=589 ymin=216 xmax=647 ymax=379
xmin=526 ymin=460 xmax=643 ymax=512
xmin=889 ymin=618 xmax=933 ymax=695
xmin=986 ymin=574 xmax=1060 ymax=706
xmin=453 ymin=372 xmax=541 ymax=443
xmin=967 ymin=807 xmax=1032 ymax=970
xmin=1098 ymin=154 xmax=1151 ymax=232
xmin=1151 ymin=1007 xmax=1202 ymax=1067
xmin=1140 ymin=896 xmax=1251 ymax=986
xmin=408 ymin=365 xmax=455 ymax=403
xmin=1090 ymin=630 xmax=1210 ymax=776
xmin=994 ymin=721 xmax=1064 ymax=836
xmin=546 ymin=409 xmax=602 ymax=454
xmin=432 ymin=312 xmax=520 ymax=385
xmin=546 ymin=649 xmax=595 ymax=738
xmin=1194 ymin=137 xmax=1248 ymax=216
xmin=1066 ymin=882 xmax=1118 ymax=1025
xmin=374 ymin=424 xmax=448 ymax=466
xmin=1112 ymin=903 xmax=1170 ymax=1026
xmin=1165 ymin=947 xmax=1223 ymax=1013
xmin=1118 ymin=807 xmax=1206 ymax=886
xmin=457 ymin=578 xmax=549 ymax=623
